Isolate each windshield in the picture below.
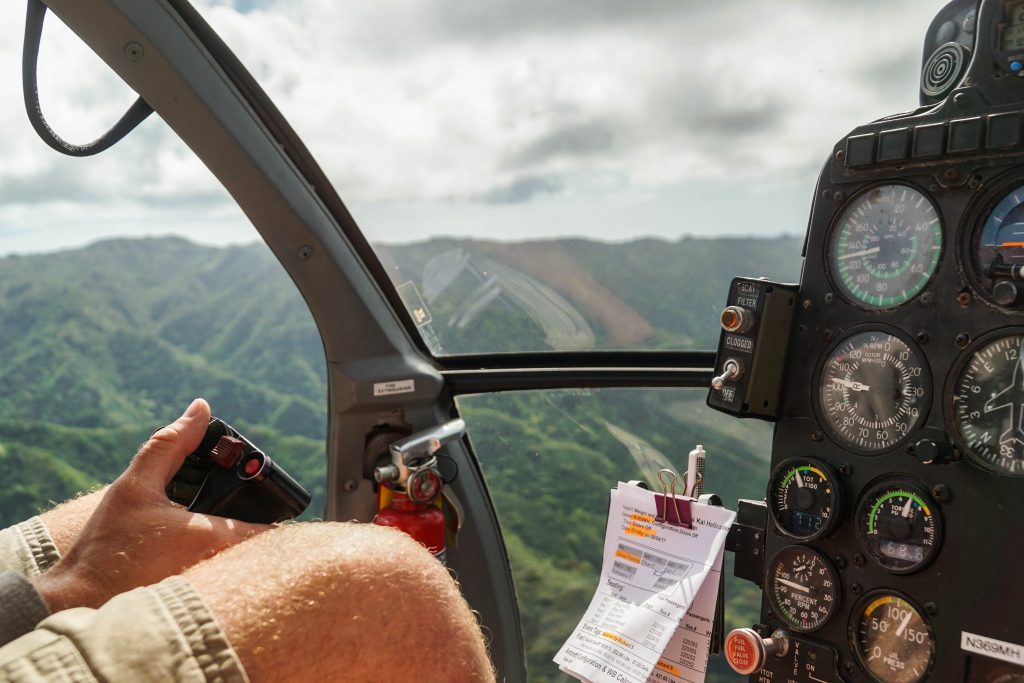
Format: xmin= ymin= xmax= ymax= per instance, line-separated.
xmin=0 ymin=1 xmax=940 ymax=355
xmin=192 ymin=0 xmax=939 ymax=355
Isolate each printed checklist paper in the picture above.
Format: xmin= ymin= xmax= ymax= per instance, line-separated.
xmin=554 ymin=481 xmax=736 ymax=683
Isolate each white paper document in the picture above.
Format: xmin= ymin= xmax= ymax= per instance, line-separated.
xmin=555 ymin=481 xmax=735 ymax=683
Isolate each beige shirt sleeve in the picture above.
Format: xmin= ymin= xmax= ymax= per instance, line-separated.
xmin=0 ymin=517 xmax=60 ymax=578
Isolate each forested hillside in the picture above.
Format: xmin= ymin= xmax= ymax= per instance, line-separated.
xmin=0 ymin=235 xmax=802 ymax=682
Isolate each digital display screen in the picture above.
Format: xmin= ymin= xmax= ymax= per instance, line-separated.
xmin=789 ymin=510 xmax=823 ymax=532
xmin=1003 ymin=2 xmax=1024 ymax=51
xmin=880 ymin=541 xmax=925 ymax=562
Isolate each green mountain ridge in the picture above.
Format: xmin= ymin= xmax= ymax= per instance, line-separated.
xmin=0 ymin=237 xmax=326 ymax=436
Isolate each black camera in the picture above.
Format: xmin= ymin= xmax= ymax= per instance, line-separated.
xmin=167 ymin=417 xmax=311 ymax=524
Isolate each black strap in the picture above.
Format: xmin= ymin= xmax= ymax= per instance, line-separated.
xmin=22 ymin=0 xmax=153 ymax=157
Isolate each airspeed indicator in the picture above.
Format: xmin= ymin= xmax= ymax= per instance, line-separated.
xmin=829 ymin=184 xmax=942 ymax=309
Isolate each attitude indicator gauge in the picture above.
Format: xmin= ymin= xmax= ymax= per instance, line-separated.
xmin=968 ymin=182 xmax=1024 ymax=306
xmin=766 ymin=545 xmax=840 ymax=632
xmin=829 ymin=184 xmax=942 ymax=309
xmin=818 ymin=330 xmax=931 ymax=454
xmin=951 ymin=330 xmax=1024 ymax=475
xmin=852 ymin=593 xmax=935 ymax=683
xmin=855 ymin=480 xmax=942 ymax=574
xmin=768 ymin=458 xmax=841 ymax=540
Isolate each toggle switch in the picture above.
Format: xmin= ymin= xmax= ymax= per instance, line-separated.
xmin=711 ymin=358 xmax=743 ymax=390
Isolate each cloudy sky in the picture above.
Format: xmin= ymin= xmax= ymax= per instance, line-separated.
xmin=0 ymin=0 xmax=940 ymax=255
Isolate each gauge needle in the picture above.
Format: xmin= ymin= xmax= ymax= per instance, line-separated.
xmin=777 ymin=578 xmax=811 ymax=594
xmin=839 ymin=246 xmax=881 ymax=260
xmin=895 ymin=609 xmax=914 ymax=637
xmin=795 ymin=469 xmax=805 ymax=488
xmin=901 ymin=497 xmax=914 ymax=518
xmin=831 ymin=377 xmax=871 ymax=392
xmin=793 ymin=564 xmax=807 ymax=573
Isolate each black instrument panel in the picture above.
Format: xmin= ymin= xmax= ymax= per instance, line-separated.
xmin=737 ymin=2 xmax=1024 ymax=680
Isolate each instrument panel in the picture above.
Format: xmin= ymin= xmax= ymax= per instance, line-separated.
xmin=713 ymin=1 xmax=1024 ymax=680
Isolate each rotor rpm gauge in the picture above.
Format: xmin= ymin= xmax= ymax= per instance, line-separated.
xmin=855 ymin=480 xmax=942 ymax=574
xmin=819 ymin=330 xmax=931 ymax=454
xmin=951 ymin=330 xmax=1024 ymax=475
xmin=829 ymin=184 xmax=942 ymax=309
xmin=852 ymin=593 xmax=935 ymax=683
xmin=766 ymin=545 xmax=840 ymax=632
xmin=768 ymin=458 xmax=842 ymax=540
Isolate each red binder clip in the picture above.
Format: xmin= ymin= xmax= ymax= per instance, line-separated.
xmin=655 ymin=469 xmax=693 ymax=529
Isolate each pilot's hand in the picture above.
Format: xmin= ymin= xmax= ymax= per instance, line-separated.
xmin=33 ymin=398 xmax=271 ymax=611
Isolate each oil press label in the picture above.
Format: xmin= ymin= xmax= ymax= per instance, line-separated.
xmin=961 ymin=632 xmax=1024 ymax=666
xmin=374 ymin=379 xmax=416 ymax=397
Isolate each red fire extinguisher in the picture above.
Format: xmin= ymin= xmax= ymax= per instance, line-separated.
xmin=373 ymin=419 xmax=465 ymax=563
xmin=375 ymin=470 xmax=446 ymax=562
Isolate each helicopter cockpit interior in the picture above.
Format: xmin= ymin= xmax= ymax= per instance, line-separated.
xmin=3 ymin=0 xmax=1023 ymax=681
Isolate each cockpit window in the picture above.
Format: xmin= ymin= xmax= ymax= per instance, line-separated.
xmin=199 ymin=0 xmax=939 ymax=355
xmin=458 ymin=388 xmax=771 ymax=680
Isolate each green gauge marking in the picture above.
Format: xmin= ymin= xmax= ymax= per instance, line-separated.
xmin=830 ymin=185 xmax=942 ymax=309
xmin=867 ymin=490 xmax=931 ymax=534
xmin=781 ymin=465 xmax=826 ymax=489
xmin=856 ymin=480 xmax=942 ymax=574
xmin=768 ymin=458 xmax=841 ymax=540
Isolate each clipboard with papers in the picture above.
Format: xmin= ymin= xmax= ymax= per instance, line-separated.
xmin=554 ymin=469 xmax=735 ymax=683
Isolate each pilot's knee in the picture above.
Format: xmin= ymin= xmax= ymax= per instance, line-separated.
xmin=240 ymin=520 xmax=448 ymax=585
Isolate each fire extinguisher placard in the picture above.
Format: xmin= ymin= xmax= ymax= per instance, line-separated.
xmin=553 ymin=481 xmax=735 ymax=683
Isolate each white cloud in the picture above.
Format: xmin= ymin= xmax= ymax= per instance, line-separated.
xmin=0 ymin=0 xmax=941 ymax=251
xmin=199 ymin=0 xmax=938 ymax=200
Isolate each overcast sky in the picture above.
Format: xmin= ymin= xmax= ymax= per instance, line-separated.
xmin=0 ymin=0 xmax=941 ymax=255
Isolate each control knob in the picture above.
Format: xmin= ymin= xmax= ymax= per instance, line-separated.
xmin=724 ymin=628 xmax=790 ymax=675
xmin=720 ymin=306 xmax=754 ymax=334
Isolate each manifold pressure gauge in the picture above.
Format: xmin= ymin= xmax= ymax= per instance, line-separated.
xmin=855 ymin=479 xmax=942 ymax=574
xmin=768 ymin=458 xmax=842 ymax=540
xmin=819 ymin=329 xmax=931 ymax=454
xmin=767 ymin=545 xmax=840 ymax=632
xmin=829 ymin=184 xmax=942 ymax=309
xmin=951 ymin=330 xmax=1024 ymax=475
xmin=852 ymin=592 xmax=935 ymax=683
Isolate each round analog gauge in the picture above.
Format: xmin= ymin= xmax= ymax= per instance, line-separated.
xmin=766 ymin=545 xmax=840 ymax=632
xmin=950 ymin=330 xmax=1024 ymax=475
xmin=829 ymin=184 xmax=942 ymax=309
xmin=819 ymin=330 xmax=931 ymax=454
xmin=768 ymin=458 xmax=842 ymax=540
xmin=851 ymin=593 xmax=935 ymax=683
xmin=855 ymin=480 xmax=942 ymax=574
xmin=969 ymin=182 xmax=1024 ymax=307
